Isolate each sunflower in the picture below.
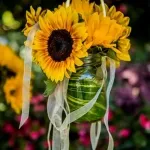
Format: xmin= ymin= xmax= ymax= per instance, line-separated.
xmin=94 ymin=3 xmax=131 ymax=61
xmin=0 ymin=44 xmax=24 ymax=74
xmin=94 ymin=3 xmax=131 ymax=40
xmin=70 ymin=0 xmax=131 ymax=62
xmin=32 ymin=6 xmax=89 ymax=83
xmin=85 ymin=12 xmax=130 ymax=62
xmin=3 ymin=75 xmax=23 ymax=114
xmin=71 ymin=0 xmax=94 ymax=21
xmin=23 ymin=6 xmax=46 ymax=36
xmin=0 ymin=45 xmax=32 ymax=114
xmin=94 ymin=4 xmax=130 ymax=26
xmin=85 ymin=13 xmax=124 ymax=51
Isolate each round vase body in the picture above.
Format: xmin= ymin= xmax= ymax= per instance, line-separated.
xmin=67 ymin=54 xmax=106 ymax=123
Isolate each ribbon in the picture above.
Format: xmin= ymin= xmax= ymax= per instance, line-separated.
xmin=66 ymin=0 xmax=70 ymax=7
xmin=90 ymin=121 xmax=102 ymax=150
xmin=47 ymin=57 xmax=106 ymax=150
xmin=90 ymin=58 xmax=115 ymax=150
xmin=100 ymin=0 xmax=106 ymax=17
xmin=47 ymin=80 xmax=70 ymax=150
xmin=90 ymin=1 xmax=115 ymax=150
xmin=90 ymin=56 xmax=107 ymax=150
xmin=20 ymin=0 xmax=70 ymax=129
xmin=19 ymin=23 xmax=39 ymax=128
xmin=103 ymin=58 xmax=115 ymax=150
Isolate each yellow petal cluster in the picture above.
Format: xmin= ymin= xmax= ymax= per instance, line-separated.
xmin=0 ymin=45 xmax=24 ymax=74
xmin=85 ymin=13 xmax=124 ymax=48
xmin=3 ymin=75 xmax=23 ymax=114
xmin=0 ymin=45 xmax=31 ymax=114
xmin=94 ymin=3 xmax=131 ymax=61
xmin=71 ymin=0 xmax=94 ymax=21
xmin=23 ymin=6 xmax=46 ymax=36
xmin=71 ymin=0 xmax=131 ymax=62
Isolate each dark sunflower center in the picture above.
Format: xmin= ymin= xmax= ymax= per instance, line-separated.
xmin=48 ymin=29 xmax=73 ymax=62
xmin=10 ymin=89 xmax=16 ymax=96
xmin=0 ymin=66 xmax=16 ymax=83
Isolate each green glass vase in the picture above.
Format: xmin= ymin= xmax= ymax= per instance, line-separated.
xmin=67 ymin=53 xmax=106 ymax=123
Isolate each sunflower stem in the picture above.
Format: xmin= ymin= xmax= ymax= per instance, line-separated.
xmin=66 ymin=0 xmax=70 ymax=7
xmin=100 ymin=0 xmax=106 ymax=17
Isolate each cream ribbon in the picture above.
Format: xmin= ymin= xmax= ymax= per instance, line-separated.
xmin=47 ymin=57 xmax=107 ymax=150
xmin=90 ymin=121 xmax=102 ymax=150
xmin=104 ymin=58 xmax=115 ymax=150
xmin=90 ymin=58 xmax=115 ymax=150
xmin=19 ymin=23 xmax=39 ymax=128
xmin=90 ymin=1 xmax=115 ymax=150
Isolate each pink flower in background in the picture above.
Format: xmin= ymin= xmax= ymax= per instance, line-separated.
xmin=31 ymin=94 xmax=44 ymax=105
xmin=43 ymin=140 xmax=52 ymax=149
xmin=8 ymin=137 xmax=15 ymax=147
xmin=43 ymin=141 xmax=48 ymax=149
xmin=139 ymin=114 xmax=150 ymax=131
xmin=114 ymin=85 xmax=140 ymax=113
xmin=33 ymin=104 xmax=45 ymax=112
xmin=24 ymin=142 xmax=35 ymax=150
xmin=3 ymin=123 xmax=15 ymax=134
xmin=118 ymin=129 xmax=131 ymax=138
xmin=79 ymin=130 xmax=90 ymax=147
xmin=117 ymin=4 xmax=128 ymax=14
xmin=109 ymin=125 xmax=117 ymax=134
xmin=108 ymin=109 xmax=114 ymax=121
xmin=145 ymin=122 xmax=150 ymax=131
xmin=76 ymin=123 xmax=89 ymax=130
xmin=1 ymin=93 xmax=47 ymax=149
xmin=29 ymin=131 xmax=40 ymax=140
xmin=77 ymin=123 xmax=90 ymax=147
xmin=31 ymin=94 xmax=46 ymax=113
xmin=15 ymin=115 xmax=21 ymax=122
xmin=114 ymin=141 xmax=120 ymax=147
xmin=121 ymin=69 xmax=139 ymax=86
xmin=39 ymin=128 xmax=46 ymax=135
xmin=139 ymin=114 xmax=148 ymax=128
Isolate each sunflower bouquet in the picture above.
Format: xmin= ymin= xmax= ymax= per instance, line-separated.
xmin=20 ymin=0 xmax=131 ymax=149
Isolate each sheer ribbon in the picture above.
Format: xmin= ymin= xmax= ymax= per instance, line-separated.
xmin=47 ymin=57 xmax=107 ymax=150
xmin=90 ymin=58 xmax=115 ymax=150
xmin=19 ymin=23 xmax=39 ymax=128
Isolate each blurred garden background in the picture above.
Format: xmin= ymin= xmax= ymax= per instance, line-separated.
xmin=0 ymin=0 xmax=150 ymax=149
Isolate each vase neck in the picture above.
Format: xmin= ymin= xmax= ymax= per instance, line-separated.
xmin=82 ymin=53 xmax=102 ymax=67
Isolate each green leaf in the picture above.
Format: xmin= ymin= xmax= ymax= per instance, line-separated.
xmin=43 ymin=80 xmax=56 ymax=97
xmin=107 ymin=49 xmax=119 ymax=61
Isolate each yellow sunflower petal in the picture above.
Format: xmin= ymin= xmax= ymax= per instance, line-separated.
xmin=121 ymin=26 xmax=131 ymax=39
xmin=39 ymin=16 xmax=50 ymax=34
xmin=108 ymin=6 xmax=116 ymax=18
xmin=26 ymin=11 xmax=33 ymax=20
xmin=30 ymin=6 xmax=36 ymax=17
xmin=119 ymin=17 xmax=130 ymax=26
xmin=117 ymin=53 xmax=131 ymax=61
xmin=71 ymin=22 xmax=87 ymax=40
xmin=36 ymin=7 xmax=42 ymax=17
xmin=23 ymin=6 xmax=46 ymax=36
xmin=71 ymin=0 xmax=94 ymax=21
xmin=65 ymin=70 xmax=70 ymax=78
xmin=113 ymin=11 xmax=124 ymax=22
xmin=74 ymin=57 xmax=84 ymax=66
